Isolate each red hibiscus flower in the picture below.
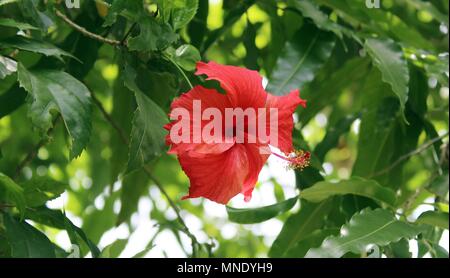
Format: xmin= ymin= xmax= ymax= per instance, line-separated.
xmin=165 ymin=61 xmax=309 ymax=204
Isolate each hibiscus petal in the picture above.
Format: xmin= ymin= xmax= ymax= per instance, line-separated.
xmin=265 ymin=89 xmax=306 ymax=154
xmin=166 ymin=85 xmax=233 ymax=155
xmin=241 ymin=144 xmax=270 ymax=202
xmin=179 ymin=144 xmax=249 ymax=204
xmin=195 ymin=61 xmax=267 ymax=109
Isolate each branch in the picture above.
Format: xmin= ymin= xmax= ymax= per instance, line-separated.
xmin=54 ymin=9 xmax=122 ymax=46
xmin=91 ymin=93 xmax=129 ymax=144
xmin=370 ymin=131 xmax=449 ymax=178
xmin=14 ymin=115 xmax=61 ymax=180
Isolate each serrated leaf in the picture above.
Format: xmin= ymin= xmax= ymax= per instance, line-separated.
xmin=0 ymin=173 xmax=26 ymax=219
xmin=269 ymin=200 xmax=333 ymax=257
xmin=364 ymin=38 xmax=409 ymax=120
xmin=305 ymin=208 xmax=423 ymax=258
xmin=121 ymin=57 xmax=170 ymax=174
xmin=3 ymin=213 xmax=56 ymax=258
xmin=416 ymin=211 xmax=449 ymax=230
xmin=226 ymin=196 xmax=298 ymax=224
xmin=267 ymin=22 xmax=335 ymax=95
xmin=0 ymin=55 xmax=17 ymax=79
xmin=0 ymin=18 xmax=38 ymax=30
xmin=167 ymin=44 xmax=201 ymax=71
xmin=17 ymin=64 xmax=92 ymax=159
xmin=128 ymin=16 xmax=178 ymax=52
xmin=301 ymin=177 xmax=397 ymax=207
xmin=22 ymin=177 xmax=66 ymax=207
xmin=0 ymin=36 xmax=77 ymax=62
xmin=125 ymin=91 xmax=168 ymax=174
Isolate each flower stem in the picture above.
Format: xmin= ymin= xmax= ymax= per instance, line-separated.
xmin=164 ymin=54 xmax=194 ymax=90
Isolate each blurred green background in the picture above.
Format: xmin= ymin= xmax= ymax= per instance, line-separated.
xmin=0 ymin=0 xmax=448 ymax=258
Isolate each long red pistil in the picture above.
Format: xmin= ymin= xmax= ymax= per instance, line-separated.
xmin=272 ymin=150 xmax=311 ymax=170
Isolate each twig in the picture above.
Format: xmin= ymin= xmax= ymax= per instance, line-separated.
xmin=91 ymin=91 xmax=205 ymax=257
xmin=54 ymin=9 xmax=122 ymax=46
xmin=143 ymin=166 xmax=201 ymax=257
xmin=370 ymin=131 xmax=449 ymax=178
xmin=14 ymin=116 xmax=61 ymax=180
xmin=121 ymin=23 xmax=137 ymax=46
xmin=91 ymin=93 xmax=129 ymax=144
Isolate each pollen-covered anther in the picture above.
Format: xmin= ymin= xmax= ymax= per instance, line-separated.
xmin=273 ymin=149 xmax=311 ymax=171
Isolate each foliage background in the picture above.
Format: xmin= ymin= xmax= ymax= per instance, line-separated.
xmin=0 ymin=0 xmax=448 ymax=258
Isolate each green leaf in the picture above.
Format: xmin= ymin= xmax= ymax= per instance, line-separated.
xmin=201 ymin=0 xmax=255 ymax=52
xmin=284 ymin=228 xmax=340 ymax=258
xmin=0 ymin=55 xmax=17 ymax=79
xmin=103 ymin=0 xmax=142 ymax=27
xmin=416 ymin=211 xmax=449 ymax=230
xmin=128 ymin=16 xmax=178 ymax=52
xmin=109 ymin=79 xmax=135 ymax=184
xmin=300 ymin=177 xmax=397 ymax=207
xmin=0 ymin=85 xmax=27 ymax=119
xmin=123 ymin=60 xmax=169 ymax=174
xmin=292 ymin=0 xmax=346 ymax=39
xmin=0 ymin=173 xmax=26 ymax=219
xmin=267 ymin=23 xmax=335 ymax=95
xmin=122 ymin=56 xmax=178 ymax=108
xmin=364 ymin=38 xmax=409 ymax=120
xmin=167 ymin=44 xmax=201 ymax=71
xmin=305 ymin=208 xmax=423 ymax=258
xmin=317 ymin=0 xmax=432 ymax=49
xmin=352 ymin=72 xmax=401 ymax=179
xmin=24 ymin=207 xmax=101 ymax=258
xmin=297 ymin=57 xmax=370 ymax=125
xmin=428 ymin=172 xmax=449 ymax=200
xmin=163 ymin=0 xmax=199 ymax=30
xmin=269 ymin=200 xmax=334 ymax=257
xmin=17 ymin=64 xmax=93 ymax=159
xmin=0 ymin=36 xmax=77 ymax=62
xmin=187 ymin=0 xmax=208 ymax=48
xmin=0 ymin=18 xmax=38 ymax=30
xmin=18 ymin=0 xmax=53 ymax=31
xmin=125 ymin=91 xmax=168 ymax=173
xmin=226 ymin=196 xmax=298 ymax=224
xmin=21 ymin=177 xmax=66 ymax=207
xmin=101 ymin=239 xmax=128 ymax=258
xmin=0 ymin=0 xmax=18 ymax=7
xmin=3 ymin=213 xmax=56 ymax=258
xmin=385 ymin=238 xmax=412 ymax=258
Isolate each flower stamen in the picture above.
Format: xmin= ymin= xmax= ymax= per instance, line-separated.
xmin=272 ymin=150 xmax=311 ymax=170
